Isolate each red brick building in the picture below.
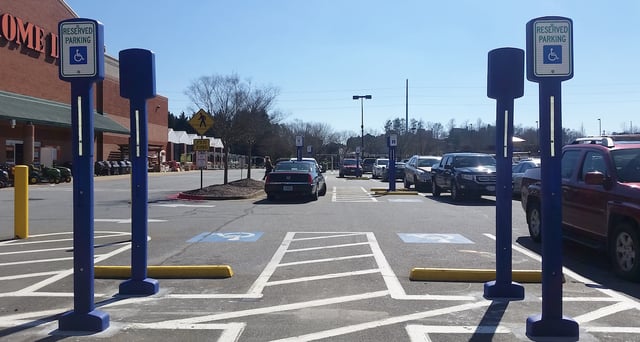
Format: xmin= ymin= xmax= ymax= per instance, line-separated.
xmin=0 ymin=1 xmax=168 ymax=167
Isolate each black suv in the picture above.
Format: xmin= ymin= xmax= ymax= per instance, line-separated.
xmin=431 ymin=152 xmax=497 ymax=201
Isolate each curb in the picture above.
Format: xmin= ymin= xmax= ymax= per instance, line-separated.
xmin=95 ymin=265 xmax=234 ymax=279
xmin=176 ymin=190 xmax=265 ymax=200
xmin=409 ymin=268 xmax=563 ymax=283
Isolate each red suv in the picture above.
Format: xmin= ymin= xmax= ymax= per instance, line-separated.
xmin=521 ymin=136 xmax=640 ymax=281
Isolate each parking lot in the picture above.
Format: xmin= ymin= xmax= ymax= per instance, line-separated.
xmin=1 ymin=170 xmax=639 ymax=341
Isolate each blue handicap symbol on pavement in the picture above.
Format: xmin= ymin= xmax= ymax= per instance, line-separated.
xmin=188 ymin=232 xmax=263 ymax=242
xmin=543 ymin=45 xmax=562 ymax=64
xmin=70 ymin=46 xmax=87 ymax=65
xmin=397 ymin=233 xmax=474 ymax=244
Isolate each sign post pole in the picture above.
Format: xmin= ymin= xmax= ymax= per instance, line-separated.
xmin=57 ymin=18 xmax=109 ymax=332
xmin=118 ymin=48 xmax=159 ymax=296
xmin=525 ymin=16 xmax=578 ymax=339
xmin=387 ymin=135 xmax=397 ymax=191
xmin=296 ymin=136 xmax=304 ymax=161
xmin=485 ymin=47 xmax=525 ymax=300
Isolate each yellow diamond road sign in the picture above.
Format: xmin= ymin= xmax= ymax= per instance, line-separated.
xmin=189 ymin=109 xmax=214 ymax=135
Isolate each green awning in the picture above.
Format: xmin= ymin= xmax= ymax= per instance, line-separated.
xmin=0 ymin=90 xmax=129 ymax=135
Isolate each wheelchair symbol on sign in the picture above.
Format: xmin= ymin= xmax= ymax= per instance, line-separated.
xmin=547 ymin=48 xmax=559 ymax=62
xmin=74 ymin=49 xmax=85 ymax=62
xmin=69 ymin=46 xmax=88 ymax=65
xmin=543 ymin=45 xmax=562 ymax=64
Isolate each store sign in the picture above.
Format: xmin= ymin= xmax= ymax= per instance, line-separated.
xmin=0 ymin=10 xmax=59 ymax=58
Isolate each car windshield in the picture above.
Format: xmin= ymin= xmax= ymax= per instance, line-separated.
xmin=275 ymin=162 xmax=311 ymax=172
xmin=376 ymin=159 xmax=389 ymax=166
xmin=453 ymin=155 xmax=496 ymax=167
xmin=418 ymin=158 xmax=440 ymax=167
xmin=343 ymin=159 xmax=357 ymax=166
xmin=613 ymin=149 xmax=640 ymax=182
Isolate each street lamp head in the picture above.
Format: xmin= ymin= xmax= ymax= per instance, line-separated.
xmin=353 ymin=95 xmax=373 ymax=100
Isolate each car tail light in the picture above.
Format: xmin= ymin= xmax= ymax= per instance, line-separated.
xmin=307 ymin=174 xmax=313 ymax=184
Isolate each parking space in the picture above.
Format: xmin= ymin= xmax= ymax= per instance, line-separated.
xmin=2 ymin=173 xmax=640 ymax=341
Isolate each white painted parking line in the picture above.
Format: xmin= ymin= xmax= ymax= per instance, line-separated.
xmin=270 ymin=300 xmax=492 ymax=342
xmin=405 ymin=324 xmax=512 ymax=341
xmin=125 ymin=322 xmax=246 ymax=341
xmin=265 ymin=269 xmax=381 ymax=286
xmin=573 ymin=301 xmax=638 ymax=324
xmin=278 ymin=254 xmax=375 ymax=267
xmin=332 ymin=186 xmax=378 ymax=202
xmin=286 ymin=242 xmax=369 ymax=253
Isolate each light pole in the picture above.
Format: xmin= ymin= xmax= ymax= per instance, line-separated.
xmin=597 ymin=118 xmax=601 ymax=136
xmin=353 ymin=95 xmax=371 ymax=176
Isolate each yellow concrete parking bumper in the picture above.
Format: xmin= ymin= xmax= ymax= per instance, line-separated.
xmin=409 ymin=268 xmax=562 ymax=283
xmin=370 ymin=187 xmax=418 ymax=195
xmin=94 ymin=265 xmax=233 ymax=279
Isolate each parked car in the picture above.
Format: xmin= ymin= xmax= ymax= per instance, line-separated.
xmin=371 ymin=158 xmax=389 ymax=179
xmin=264 ymin=160 xmax=327 ymax=201
xmin=338 ymin=158 xmax=361 ymax=178
xmin=288 ymin=157 xmax=324 ymax=172
xmin=362 ymin=158 xmax=376 ymax=173
xmin=521 ymin=136 xmax=640 ymax=281
xmin=511 ymin=158 xmax=540 ymax=196
xmin=0 ymin=168 xmax=8 ymax=188
xmin=431 ymin=152 xmax=497 ymax=201
xmin=382 ymin=161 xmax=405 ymax=181
xmin=403 ymin=155 xmax=442 ymax=191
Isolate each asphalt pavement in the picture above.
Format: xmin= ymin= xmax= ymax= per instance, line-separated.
xmin=1 ymin=169 xmax=639 ymax=341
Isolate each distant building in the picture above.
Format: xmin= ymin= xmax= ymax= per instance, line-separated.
xmin=0 ymin=1 xmax=168 ymax=167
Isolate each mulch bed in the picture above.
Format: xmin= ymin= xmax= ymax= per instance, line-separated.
xmin=180 ymin=178 xmax=265 ymax=199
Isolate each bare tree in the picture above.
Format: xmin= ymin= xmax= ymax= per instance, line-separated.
xmin=185 ymin=74 xmax=278 ymax=183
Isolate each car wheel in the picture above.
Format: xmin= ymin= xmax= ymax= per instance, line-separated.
xmin=450 ymin=182 xmax=463 ymax=201
xmin=267 ymin=194 xmax=276 ymax=201
xmin=431 ymin=178 xmax=441 ymax=197
xmin=30 ymin=176 xmax=39 ymax=184
xmin=527 ymin=200 xmax=542 ymax=242
xmin=66 ymin=177 xmax=72 ymax=183
xmin=311 ymin=187 xmax=319 ymax=201
xmin=610 ymin=222 xmax=640 ymax=281
xmin=319 ymin=183 xmax=327 ymax=196
xmin=54 ymin=177 xmax=61 ymax=184
xmin=403 ymin=177 xmax=410 ymax=189
xmin=339 ymin=173 xmax=344 ymax=178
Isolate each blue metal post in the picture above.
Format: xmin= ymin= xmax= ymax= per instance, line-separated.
xmin=526 ymin=81 xmax=578 ymax=336
xmin=484 ymin=47 xmax=524 ymax=300
xmin=57 ymin=17 xmax=109 ymax=332
xmin=118 ymin=48 xmax=159 ymax=295
xmin=58 ymin=80 xmax=109 ymax=331
xmin=388 ymin=147 xmax=396 ymax=191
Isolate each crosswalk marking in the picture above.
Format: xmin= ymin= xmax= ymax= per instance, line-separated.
xmin=332 ymin=186 xmax=378 ymax=202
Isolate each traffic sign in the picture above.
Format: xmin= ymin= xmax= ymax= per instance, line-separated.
xmin=189 ymin=109 xmax=214 ymax=135
xmin=527 ymin=17 xmax=573 ymax=81
xmin=193 ymin=138 xmax=210 ymax=151
xmin=59 ymin=19 xmax=102 ymax=79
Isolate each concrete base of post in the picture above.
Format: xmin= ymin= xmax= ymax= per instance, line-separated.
xmin=526 ymin=314 xmax=579 ymax=340
xmin=483 ymin=280 xmax=524 ymax=300
xmin=58 ymin=309 xmax=110 ymax=332
xmin=119 ymin=278 xmax=159 ymax=296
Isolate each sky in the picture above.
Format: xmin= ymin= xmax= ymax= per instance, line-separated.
xmin=63 ymin=0 xmax=640 ymax=137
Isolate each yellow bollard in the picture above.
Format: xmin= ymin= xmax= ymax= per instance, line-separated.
xmin=14 ymin=165 xmax=28 ymax=239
